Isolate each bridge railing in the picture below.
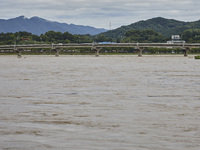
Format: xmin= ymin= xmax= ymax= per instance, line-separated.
xmin=1 ymin=43 xmax=200 ymax=50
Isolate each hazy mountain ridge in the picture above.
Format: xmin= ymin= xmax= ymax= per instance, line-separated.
xmin=0 ymin=16 xmax=107 ymax=35
xmin=1 ymin=16 xmax=200 ymax=38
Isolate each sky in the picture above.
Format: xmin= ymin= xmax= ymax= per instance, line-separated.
xmin=0 ymin=0 xmax=200 ymax=29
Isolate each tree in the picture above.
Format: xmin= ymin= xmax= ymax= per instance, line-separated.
xmin=122 ymin=29 xmax=166 ymax=43
xmin=63 ymin=32 xmax=73 ymax=41
xmin=182 ymin=29 xmax=200 ymax=43
xmin=45 ymin=31 xmax=63 ymax=43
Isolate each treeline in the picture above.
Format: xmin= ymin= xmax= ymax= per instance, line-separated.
xmin=121 ymin=29 xmax=166 ymax=43
xmin=110 ymin=28 xmax=200 ymax=43
xmin=0 ymin=31 xmax=94 ymax=45
xmin=0 ymin=28 xmax=200 ymax=45
xmin=182 ymin=29 xmax=200 ymax=43
xmin=0 ymin=30 xmax=116 ymax=45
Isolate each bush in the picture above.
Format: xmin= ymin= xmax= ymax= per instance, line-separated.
xmin=195 ymin=56 xmax=200 ymax=59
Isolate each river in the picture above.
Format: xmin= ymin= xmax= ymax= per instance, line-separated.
xmin=0 ymin=55 xmax=199 ymax=150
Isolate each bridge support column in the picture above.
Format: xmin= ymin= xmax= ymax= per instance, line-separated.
xmin=54 ymin=48 xmax=61 ymax=57
xmin=183 ymin=47 xmax=190 ymax=57
xmin=95 ymin=48 xmax=100 ymax=57
xmin=138 ymin=47 xmax=144 ymax=57
xmin=92 ymin=47 xmax=102 ymax=57
xmin=16 ymin=49 xmax=23 ymax=58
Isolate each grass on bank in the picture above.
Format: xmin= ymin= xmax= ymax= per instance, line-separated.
xmin=195 ymin=56 xmax=200 ymax=59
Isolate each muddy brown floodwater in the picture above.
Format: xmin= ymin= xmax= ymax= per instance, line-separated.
xmin=0 ymin=55 xmax=200 ymax=150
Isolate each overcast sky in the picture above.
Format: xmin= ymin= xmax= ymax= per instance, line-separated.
xmin=0 ymin=0 xmax=200 ymax=29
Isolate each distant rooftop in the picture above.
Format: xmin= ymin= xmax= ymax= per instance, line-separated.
xmin=172 ymin=35 xmax=181 ymax=40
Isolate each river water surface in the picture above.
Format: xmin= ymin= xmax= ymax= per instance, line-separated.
xmin=0 ymin=55 xmax=199 ymax=150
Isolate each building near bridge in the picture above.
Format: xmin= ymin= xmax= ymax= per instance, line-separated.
xmin=167 ymin=35 xmax=185 ymax=44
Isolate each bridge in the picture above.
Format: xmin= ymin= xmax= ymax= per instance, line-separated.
xmin=0 ymin=43 xmax=200 ymax=57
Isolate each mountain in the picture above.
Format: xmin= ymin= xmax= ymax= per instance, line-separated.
xmin=101 ymin=17 xmax=200 ymax=38
xmin=0 ymin=16 xmax=107 ymax=35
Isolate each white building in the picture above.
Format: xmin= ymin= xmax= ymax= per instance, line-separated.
xmin=167 ymin=35 xmax=185 ymax=44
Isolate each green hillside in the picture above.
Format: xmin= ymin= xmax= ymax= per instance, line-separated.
xmin=101 ymin=17 xmax=200 ymax=38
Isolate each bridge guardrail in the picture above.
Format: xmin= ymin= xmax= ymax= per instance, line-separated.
xmin=1 ymin=43 xmax=200 ymax=50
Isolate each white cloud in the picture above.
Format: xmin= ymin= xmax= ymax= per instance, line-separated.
xmin=0 ymin=0 xmax=199 ymax=29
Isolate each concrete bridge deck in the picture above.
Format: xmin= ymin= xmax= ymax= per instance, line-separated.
xmin=1 ymin=43 xmax=200 ymax=49
xmin=0 ymin=43 xmax=200 ymax=57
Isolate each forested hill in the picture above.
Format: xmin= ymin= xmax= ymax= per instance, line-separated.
xmin=102 ymin=17 xmax=200 ymax=38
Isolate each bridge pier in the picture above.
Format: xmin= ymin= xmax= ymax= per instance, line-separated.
xmin=95 ymin=48 xmax=100 ymax=57
xmin=138 ymin=47 xmax=144 ymax=57
xmin=54 ymin=48 xmax=61 ymax=57
xmin=92 ymin=47 xmax=102 ymax=57
xmin=183 ymin=47 xmax=190 ymax=57
xmin=16 ymin=49 xmax=24 ymax=58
